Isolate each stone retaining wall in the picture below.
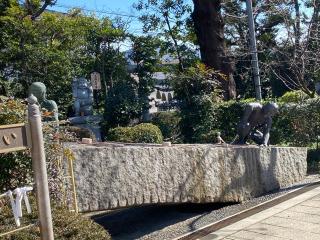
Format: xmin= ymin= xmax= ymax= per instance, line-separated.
xmin=66 ymin=143 xmax=307 ymax=212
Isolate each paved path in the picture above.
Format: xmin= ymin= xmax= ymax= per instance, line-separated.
xmin=199 ymin=186 xmax=320 ymax=240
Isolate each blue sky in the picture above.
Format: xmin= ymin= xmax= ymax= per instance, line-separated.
xmin=49 ymin=0 xmax=193 ymax=34
xmin=49 ymin=0 xmax=144 ymax=34
xmin=50 ymin=0 xmax=139 ymax=17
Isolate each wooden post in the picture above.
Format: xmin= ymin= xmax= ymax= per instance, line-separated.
xmin=28 ymin=95 xmax=54 ymax=240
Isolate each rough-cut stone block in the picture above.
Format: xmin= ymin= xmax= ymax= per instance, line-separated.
xmin=66 ymin=143 xmax=307 ymax=212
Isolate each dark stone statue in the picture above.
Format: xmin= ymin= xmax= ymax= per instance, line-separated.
xmin=234 ymin=102 xmax=279 ymax=146
xmin=28 ymin=82 xmax=58 ymax=121
xmin=69 ymin=77 xmax=102 ymax=141
xmin=72 ymin=77 xmax=93 ymax=117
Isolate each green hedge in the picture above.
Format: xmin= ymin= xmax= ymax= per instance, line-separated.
xmin=189 ymin=98 xmax=320 ymax=147
xmin=108 ymin=123 xmax=163 ymax=144
xmin=271 ymin=100 xmax=320 ymax=146
xmin=278 ymin=90 xmax=311 ymax=103
xmin=184 ymin=99 xmax=256 ymax=143
xmin=150 ymin=112 xmax=181 ymax=142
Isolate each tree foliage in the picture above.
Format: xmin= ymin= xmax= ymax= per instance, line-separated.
xmin=0 ymin=2 xmax=128 ymax=116
xmin=134 ymin=0 xmax=198 ymax=71
xmin=129 ymin=35 xmax=160 ymax=119
xmin=172 ymin=63 xmax=222 ymax=142
xmin=222 ymin=0 xmax=320 ymax=98
xmin=267 ymin=0 xmax=320 ymax=97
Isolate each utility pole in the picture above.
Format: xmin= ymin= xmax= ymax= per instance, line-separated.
xmin=246 ymin=0 xmax=262 ymax=101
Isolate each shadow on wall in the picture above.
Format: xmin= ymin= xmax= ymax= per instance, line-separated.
xmin=173 ymin=147 xmax=280 ymax=206
xmin=186 ymin=147 xmax=280 ymax=231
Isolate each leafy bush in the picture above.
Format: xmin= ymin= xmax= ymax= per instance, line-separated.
xmin=0 ymin=197 xmax=111 ymax=240
xmin=151 ymin=112 xmax=181 ymax=142
xmin=104 ymin=78 xmax=143 ymax=129
xmin=133 ymin=123 xmax=163 ymax=143
xmin=172 ymin=63 xmax=223 ymax=143
xmin=180 ymin=95 xmax=219 ymax=143
xmin=0 ymin=97 xmax=26 ymax=125
xmin=271 ymin=99 xmax=320 ymax=146
xmin=108 ymin=123 xmax=163 ymax=143
xmin=107 ymin=126 xmax=133 ymax=142
xmin=62 ymin=126 xmax=96 ymax=141
xmin=195 ymin=129 xmax=221 ymax=143
xmin=213 ymin=101 xmax=245 ymax=142
xmin=278 ymin=90 xmax=311 ymax=103
xmin=172 ymin=63 xmax=222 ymax=101
xmin=187 ymin=99 xmax=256 ymax=143
xmin=0 ymin=152 xmax=32 ymax=192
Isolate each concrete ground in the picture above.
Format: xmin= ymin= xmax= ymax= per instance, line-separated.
xmin=199 ymin=186 xmax=320 ymax=240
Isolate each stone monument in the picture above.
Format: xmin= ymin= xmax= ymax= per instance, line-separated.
xmin=28 ymin=82 xmax=58 ymax=122
xmin=72 ymin=77 xmax=94 ymax=116
xmin=216 ymin=132 xmax=225 ymax=144
xmin=66 ymin=143 xmax=307 ymax=212
xmin=233 ymin=102 xmax=279 ymax=146
xmin=68 ymin=77 xmax=102 ymax=141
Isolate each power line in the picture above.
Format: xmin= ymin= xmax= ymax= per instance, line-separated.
xmin=54 ymin=4 xmax=140 ymax=19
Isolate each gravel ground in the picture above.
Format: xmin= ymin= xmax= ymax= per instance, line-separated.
xmin=92 ymin=174 xmax=320 ymax=240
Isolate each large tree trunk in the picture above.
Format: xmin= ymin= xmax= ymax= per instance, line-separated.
xmin=192 ymin=0 xmax=236 ymax=99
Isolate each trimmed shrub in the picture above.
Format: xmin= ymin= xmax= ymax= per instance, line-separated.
xmin=108 ymin=126 xmax=133 ymax=142
xmin=195 ymin=129 xmax=221 ymax=143
xmin=191 ymin=98 xmax=256 ymax=143
xmin=278 ymin=90 xmax=311 ymax=103
xmin=132 ymin=123 xmax=163 ymax=143
xmin=151 ymin=112 xmax=181 ymax=142
xmin=179 ymin=95 xmax=220 ymax=143
xmin=108 ymin=123 xmax=163 ymax=144
xmin=271 ymin=99 xmax=320 ymax=146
